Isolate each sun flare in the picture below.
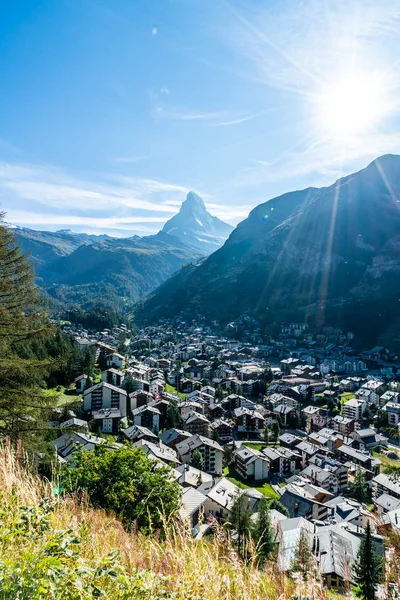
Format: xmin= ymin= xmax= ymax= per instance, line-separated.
xmin=315 ymin=71 xmax=389 ymax=140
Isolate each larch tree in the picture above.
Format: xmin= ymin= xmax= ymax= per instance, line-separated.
xmin=0 ymin=213 xmax=55 ymax=454
xmin=353 ymin=521 xmax=383 ymax=600
xmin=190 ymin=448 xmax=204 ymax=471
xmin=291 ymin=528 xmax=312 ymax=580
xmin=253 ymin=496 xmax=276 ymax=564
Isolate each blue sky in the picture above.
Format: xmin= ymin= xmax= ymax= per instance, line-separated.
xmin=1 ymin=0 xmax=400 ymax=236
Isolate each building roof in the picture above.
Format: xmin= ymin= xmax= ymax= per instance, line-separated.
xmin=176 ymin=434 xmax=223 ymax=455
xmin=84 ymin=381 xmax=127 ymax=396
xmin=206 ymin=477 xmax=240 ymax=510
xmin=179 ymin=487 xmax=208 ymax=520
xmin=375 ymin=493 xmax=400 ymax=512
xmin=175 ymin=463 xmax=213 ymax=488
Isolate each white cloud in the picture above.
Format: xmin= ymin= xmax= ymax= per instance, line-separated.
xmin=152 ymin=26 xmax=158 ymax=36
xmin=0 ymin=162 xmax=189 ymax=214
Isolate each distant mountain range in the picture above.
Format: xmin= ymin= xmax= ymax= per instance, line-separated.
xmin=138 ymin=155 xmax=400 ymax=348
xmin=14 ymin=193 xmax=232 ymax=312
xmin=162 ymin=191 xmax=233 ymax=253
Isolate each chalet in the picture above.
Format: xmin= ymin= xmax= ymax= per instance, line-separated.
xmin=179 ymin=487 xmax=208 ymax=537
xmin=129 ymin=390 xmax=153 ymax=411
xmin=176 ymin=463 xmax=213 ymax=488
xmin=75 ymin=374 xmax=90 ymax=393
xmin=233 ymin=445 xmax=269 ymax=481
xmin=279 ymin=482 xmax=333 ymax=521
xmin=383 ymin=402 xmax=400 ymax=426
xmin=295 ymin=440 xmax=321 ymax=468
xmin=102 ymin=368 xmax=125 ymax=387
xmin=302 ymin=405 xmax=328 ymax=433
xmin=92 ymin=407 xmax=124 ymax=433
xmin=210 ymin=419 xmax=233 ymax=442
xmin=262 ymin=446 xmax=300 ymax=476
xmin=106 ymin=352 xmax=125 ymax=368
xmin=159 ymin=428 xmax=192 ymax=450
xmin=132 ymin=405 xmax=161 ymax=432
xmin=83 ymin=382 xmax=128 ymax=432
xmin=183 ymin=411 xmax=211 ymax=437
xmin=121 ymin=424 xmax=158 ymax=443
xmin=134 ymin=439 xmax=180 ymax=467
xmin=331 ymin=415 xmax=355 ymax=435
xmin=302 ymin=455 xmax=348 ymax=494
xmin=234 ymin=407 xmax=265 ymax=436
xmin=54 ymin=431 xmax=119 ymax=461
xmin=176 ymin=434 xmax=223 ymax=475
xmin=372 ymin=473 xmax=400 ymax=501
xmin=342 ymin=398 xmax=365 ymax=422
xmin=337 ymin=445 xmax=380 ymax=477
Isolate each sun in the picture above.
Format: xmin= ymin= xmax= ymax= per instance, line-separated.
xmin=315 ymin=71 xmax=388 ymax=140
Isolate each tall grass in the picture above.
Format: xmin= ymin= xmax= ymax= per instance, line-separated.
xmin=0 ymin=445 xmax=342 ymax=599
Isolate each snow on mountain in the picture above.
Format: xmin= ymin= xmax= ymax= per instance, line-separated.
xmin=162 ymin=191 xmax=233 ymax=254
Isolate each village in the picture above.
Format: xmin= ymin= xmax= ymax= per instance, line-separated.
xmin=53 ymin=318 xmax=400 ymax=593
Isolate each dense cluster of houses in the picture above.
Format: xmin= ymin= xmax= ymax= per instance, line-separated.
xmin=53 ymin=319 xmax=400 ymax=591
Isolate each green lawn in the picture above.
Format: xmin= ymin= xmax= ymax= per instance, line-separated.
xmin=372 ymin=450 xmax=400 ymax=468
xmin=165 ymin=383 xmax=187 ymax=400
xmin=340 ymin=392 xmax=355 ymax=403
xmin=223 ymin=465 xmax=279 ymax=498
xmin=44 ymin=386 xmax=81 ymax=407
xmin=243 ymin=442 xmax=279 ymax=451
xmin=243 ymin=442 xmax=264 ymax=451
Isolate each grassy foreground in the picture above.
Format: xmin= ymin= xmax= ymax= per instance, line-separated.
xmin=0 ymin=446 xmax=355 ymax=599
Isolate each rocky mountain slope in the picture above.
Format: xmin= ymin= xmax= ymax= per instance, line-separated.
xmin=138 ymin=155 xmax=400 ymax=347
xmin=162 ymin=191 xmax=233 ymax=253
xmin=16 ymin=228 xmax=202 ymax=312
xmin=14 ymin=193 xmax=232 ymax=313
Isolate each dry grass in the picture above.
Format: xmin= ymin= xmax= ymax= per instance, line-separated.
xmin=0 ymin=444 xmax=342 ymax=600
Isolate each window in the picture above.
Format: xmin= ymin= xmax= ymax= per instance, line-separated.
xmin=103 ymin=419 xmax=113 ymax=433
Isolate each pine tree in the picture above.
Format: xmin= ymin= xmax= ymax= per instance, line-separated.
xmin=271 ymin=420 xmax=280 ymax=442
xmin=263 ymin=426 xmax=270 ymax=445
xmin=353 ymin=521 xmax=382 ymax=600
xmin=0 ymin=215 xmax=55 ymax=454
xmin=253 ymin=497 xmax=276 ymax=564
xmin=351 ymin=467 xmax=370 ymax=503
xmin=164 ymin=401 xmax=183 ymax=430
xmin=191 ymin=449 xmax=204 ymax=471
xmin=226 ymin=490 xmax=253 ymax=560
xmin=291 ymin=528 xmax=312 ymax=580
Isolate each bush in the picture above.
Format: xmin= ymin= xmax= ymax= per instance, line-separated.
xmin=62 ymin=444 xmax=181 ymax=533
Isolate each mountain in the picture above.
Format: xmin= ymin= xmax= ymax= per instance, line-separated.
xmin=15 ymin=227 xmax=110 ymax=269
xmin=162 ymin=191 xmax=233 ymax=253
xmin=138 ymin=155 xmax=400 ymax=348
xmin=15 ymin=227 xmax=202 ymax=313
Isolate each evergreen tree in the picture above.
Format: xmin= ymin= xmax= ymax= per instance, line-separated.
xmin=271 ymin=420 xmax=280 ymax=442
xmin=351 ymin=467 xmax=370 ymax=504
xmin=0 ymin=215 xmax=55 ymax=454
xmin=253 ymin=497 xmax=276 ymax=564
xmin=353 ymin=521 xmax=382 ymax=600
xmin=223 ymin=443 xmax=234 ymax=467
xmin=212 ymin=427 xmax=220 ymax=443
xmin=164 ymin=401 xmax=183 ymax=430
xmin=291 ymin=529 xmax=312 ymax=580
xmin=123 ymin=375 xmax=137 ymax=395
xmin=268 ymin=498 xmax=289 ymax=517
xmin=226 ymin=490 xmax=253 ymax=560
xmin=191 ymin=449 xmax=204 ymax=471
xmin=263 ymin=426 xmax=270 ymax=445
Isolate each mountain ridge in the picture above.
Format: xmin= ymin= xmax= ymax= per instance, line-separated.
xmin=14 ymin=192 xmax=232 ymax=313
xmin=137 ymin=154 xmax=400 ymax=348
